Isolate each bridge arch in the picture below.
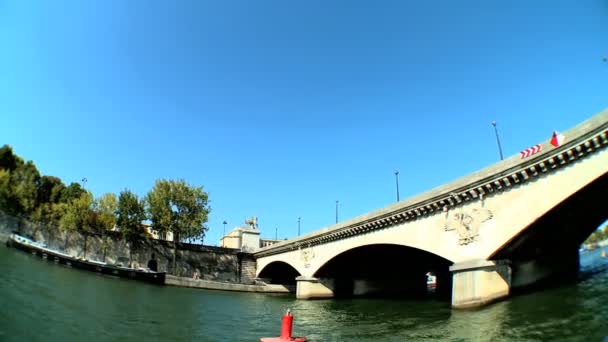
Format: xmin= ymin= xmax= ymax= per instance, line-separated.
xmin=486 ymin=171 xmax=608 ymax=289
xmin=256 ymin=261 xmax=302 ymax=285
xmin=491 ymin=171 xmax=607 ymax=259
xmin=310 ymin=243 xmax=453 ymax=298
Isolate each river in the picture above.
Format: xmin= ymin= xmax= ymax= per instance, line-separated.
xmin=1 ymin=245 xmax=607 ymax=341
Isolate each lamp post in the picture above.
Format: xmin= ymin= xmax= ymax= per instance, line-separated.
xmin=298 ymin=217 xmax=301 ymax=236
xmin=81 ymin=177 xmax=87 ymax=190
xmin=394 ymin=171 xmax=400 ymax=202
xmin=492 ymin=121 xmax=504 ymax=161
xmin=222 ymin=220 xmax=227 ymax=236
xmin=335 ymin=200 xmax=339 ymax=224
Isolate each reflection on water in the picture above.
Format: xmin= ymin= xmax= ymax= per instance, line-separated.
xmin=1 ymin=246 xmax=607 ymax=341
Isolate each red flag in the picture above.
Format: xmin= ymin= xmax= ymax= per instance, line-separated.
xmin=550 ymin=131 xmax=564 ymax=147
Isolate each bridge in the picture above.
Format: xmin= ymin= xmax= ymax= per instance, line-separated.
xmin=254 ymin=108 xmax=608 ymax=309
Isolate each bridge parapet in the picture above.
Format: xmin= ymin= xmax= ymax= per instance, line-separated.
xmin=255 ymin=109 xmax=608 ymax=258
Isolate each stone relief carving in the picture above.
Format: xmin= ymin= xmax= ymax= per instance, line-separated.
xmin=443 ymin=204 xmax=493 ymax=245
xmin=299 ymin=244 xmax=315 ymax=268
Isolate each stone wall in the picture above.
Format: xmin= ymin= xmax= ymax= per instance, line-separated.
xmin=0 ymin=214 xmax=257 ymax=284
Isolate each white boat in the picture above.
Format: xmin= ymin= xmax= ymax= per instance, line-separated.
xmin=426 ymin=272 xmax=437 ymax=289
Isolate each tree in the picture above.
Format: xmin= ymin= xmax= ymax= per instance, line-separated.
xmin=37 ymin=176 xmax=65 ymax=205
xmin=10 ymin=161 xmax=41 ymax=217
xmin=59 ymin=191 xmax=94 ymax=254
xmin=95 ymin=193 xmax=118 ymax=232
xmin=116 ymin=190 xmax=146 ymax=267
xmin=60 ymin=182 xmax=85 ymax=204
xmin=585 ymin=223 xmax=608 ymax=246
xmin=94 ymin=193 xmax=118 ymax=262
xmin=145 ymin=179 xmax=172 ymax=240
xmin=31 ymin=176 xmax=66 ymax=236
xmin=31 ymin=202 xmax=57 ymax=238
xmin=147 ymin=179 xmax=210 ymax=274
xmin=0 ymin=169 xmax=10 ymax=214
xmin=0 ymin=145 xmax=22 ymax=172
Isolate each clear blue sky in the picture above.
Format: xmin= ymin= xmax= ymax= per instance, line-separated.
xmin=1 ymin=1 xmax=607 ymax=245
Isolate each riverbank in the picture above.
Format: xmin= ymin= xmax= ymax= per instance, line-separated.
xmin=0 ymin=215 xmax=258 ymax=285
xmin=4 ymin=230 xmax=291 ymax=294
xmin=165 ymin=275 xmax=293 ymax=293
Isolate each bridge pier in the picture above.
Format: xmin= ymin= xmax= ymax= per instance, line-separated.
xmin=511 ymin=247 xmax=580 ymax=290
xmin=295 ymin=276 xmax=335 ymax=299
xmin=450 ymin=259 xmax=511 ymax=309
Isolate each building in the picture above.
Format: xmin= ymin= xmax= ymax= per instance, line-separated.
xmin=260 ymin=239 xmax=282 ymax=248
xmin=143 ymin=224 xmax=174 ymax=241
xmin=220 ymin=227 xmax=260 ymax=252
xmin=220 ymin=216 xmax=281 ymax=252
xmin=112 ymin=224 xmax=174 ymax=241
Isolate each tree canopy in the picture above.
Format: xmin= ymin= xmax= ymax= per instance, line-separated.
xmin=0 ymin=144 xmax=213 ymax=259
xmin=585 ymin=223 xmax=608 ymax=245
xmin=116 ymin=190 xmax=146 ymax=243
xmin=59 ymin=191 xmax=94 ymax=234
xmin=146 ymin=179 xmax=210 ymax=243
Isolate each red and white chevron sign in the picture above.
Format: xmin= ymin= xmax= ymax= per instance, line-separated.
xmin=520 ymin=144 xmax=542 ymax=159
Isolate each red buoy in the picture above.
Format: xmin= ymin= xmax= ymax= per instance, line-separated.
xmin=260 ymin=309 xmax=307 ymax=342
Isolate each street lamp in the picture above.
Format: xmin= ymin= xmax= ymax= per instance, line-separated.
xmin=394 ymin=171 xmax=400 ymax=202
xmin=335 ymin=200 xmax=339 ymax=224
xmin=81 ymin=177 xmax=88 ymax=190
xmin=491 ymin=121 xmax=504 ymax=161
xmin=222 ymin=220 xmax=227 ymax=236
xmin=275 ymin=227 xmax=278 ymax=240
xmin=298 ymin=217 xmax=301 ymax=236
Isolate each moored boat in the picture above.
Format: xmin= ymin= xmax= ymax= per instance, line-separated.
xmin=426 ymin=272 xmax=437 ymax=290
xmin=6 ymin=233 xmax=165 ymax=285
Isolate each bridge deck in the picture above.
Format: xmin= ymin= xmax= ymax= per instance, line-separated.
xmin=255 ymin=109 xmax=608 ymax=257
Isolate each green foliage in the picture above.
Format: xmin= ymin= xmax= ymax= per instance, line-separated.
xmin=32 ymin=203 xmax=57 ymax=227
xmin=59 ymin=192 xmax=94 ymax=233
xmin=38 ymin=176 xmax=65 ymax=204
xmin=94 ymin=193 xmax=118 ymax=232
xmin=32 ymin=177 xmax=67 ymax=228
xmin=146 ymin=179 xmax=210 ymax=243
xmin=0 ymin=145 xmax=23 ymax=171
xmin=145 ymin=180 xmax=172 ymax=240
xmin=60 ymin=182 xmax=85 ymax=204
xmin=585 ymin=223 xmax=608 ymax=245
xmin=10 ymin=161 xmax=41 ymax=215
xmin=0 ymin=146 xmax=213 ymax=263
xmin=0 ymin=169 xmax=10 ymax=212
xmin=116 ymin=190 xmax=146 ymax=243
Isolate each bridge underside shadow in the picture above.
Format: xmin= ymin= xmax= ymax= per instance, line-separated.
xmin=257 ymin=261 xmax=299 ymax=292
xmin=308 ymin=244 xmax=453 ymax=300
xmin=491 ymin=171 xmax=608 ymax=292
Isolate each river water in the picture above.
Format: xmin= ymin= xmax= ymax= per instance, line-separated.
xmin=1 ymin=245 xmax=607 ymax=342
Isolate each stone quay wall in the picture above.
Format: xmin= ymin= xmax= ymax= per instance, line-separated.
xmin=0 ymin=214 xmax=257 ymax=284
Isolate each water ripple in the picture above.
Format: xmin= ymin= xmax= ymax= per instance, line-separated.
xmin=2 ymin=247 xmax=608 ymax=341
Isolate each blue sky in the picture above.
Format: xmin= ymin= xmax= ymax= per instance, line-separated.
xmin=1 ymin=1 xmax=607 ymax=245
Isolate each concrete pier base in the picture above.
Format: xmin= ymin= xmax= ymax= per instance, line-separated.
xmin=450 ymin=259 xmax=511 ymax=309
xmin=295 ymin=276 xmax=335 ymax=299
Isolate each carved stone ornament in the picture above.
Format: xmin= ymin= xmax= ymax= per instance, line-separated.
xmin=299 ymin=244 xmax=315 ymax=268
xmin=444 ymin=207 xmax=493 ymax=245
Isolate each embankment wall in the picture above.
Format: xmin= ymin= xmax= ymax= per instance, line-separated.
xmin=0 ymin=214 xmax=257 ymax=283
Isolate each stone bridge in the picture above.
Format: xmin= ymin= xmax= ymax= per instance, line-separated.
xmin=254 ymin=109 xmax=608 ymax=308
